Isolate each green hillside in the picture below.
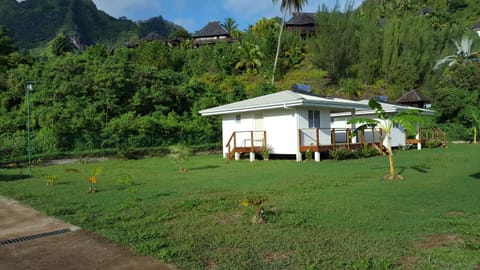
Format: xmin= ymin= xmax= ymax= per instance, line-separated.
xmin=0 ymin=0 xmax=182 ymax=49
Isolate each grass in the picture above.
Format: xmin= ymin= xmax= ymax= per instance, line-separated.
xmin=1 ymin=144 xmax=480 ymax=269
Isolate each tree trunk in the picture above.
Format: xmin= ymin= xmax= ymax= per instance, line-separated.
xmin=387 ymin=134 xmax=394 ymax=177
xmin=474 ymin=126 xmax=477 ymax=144
xmin=272 ymin=10 xmax=286 ymax=85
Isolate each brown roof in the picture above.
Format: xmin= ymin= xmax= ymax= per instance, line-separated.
xmin=286 ymin=13 xmax=316 ymax=26
xmin=141 ymin=32 xmax=167 ymax=42
xmin=193 ymin=21 xmax=229 ymax=38
xmin=396 ymin=90 xmax=431 ymax=103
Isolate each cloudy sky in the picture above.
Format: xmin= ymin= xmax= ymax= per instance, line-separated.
xmin=90 ymin=0 xmax=363 ymax=33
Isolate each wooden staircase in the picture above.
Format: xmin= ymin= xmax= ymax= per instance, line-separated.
xmin=226 ymin=131 xmax=266 ymax=160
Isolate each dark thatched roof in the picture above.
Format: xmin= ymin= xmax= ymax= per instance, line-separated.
xmin=420 ymin=7 xmax=433 ymax=15
xmin=396 ymin=90 xmax=431 ymax=103
xmin=141 ymin=32 xmax=167 ymax=42
xmin=473 ymin=21 xmax=480 ymax=30
xmin=286 ymin=12 xmax=316 ymax=26
xmin=193 ymin=21 xmax=228 ymax=38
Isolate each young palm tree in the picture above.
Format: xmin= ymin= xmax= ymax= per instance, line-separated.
xmin=222 ymin=17 xmax=239 ymax=37
xmin=271 ymin=0 xmax=308 ymax=85
xmin=348 ymin=99 xmax=423 ymax=180
xmin=433 ymin=35 xmax=479 ymax=70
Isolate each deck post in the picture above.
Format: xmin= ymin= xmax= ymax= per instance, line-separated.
xmin=346 ymin=129 xmax=351 ymax=149
xmin=314 ymin=152 xmax=320 ymax=162
xmin=297 ymin=129 xmax=302 ymax=162
xmin=331 ymin=129 xmax=336 ymax=150
xmin=350 ymin=109 xmax=357 ymax=143
xmin=296 ymin=152 xmax=302 ymax=162
xmin=416 ymin=123 xmax=422 ymax=150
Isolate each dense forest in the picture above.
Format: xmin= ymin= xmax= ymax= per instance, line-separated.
xmin=0 ymin=0 xmax=182 ymax=49
xmin=1 ymin=0 xmax=480 ymax=160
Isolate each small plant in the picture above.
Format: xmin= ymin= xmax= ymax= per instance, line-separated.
xmin=305 ymin=149 xmax=313 ymax=161
xmin=87 ymin=166 xmax=103 ymax=193
xmin=117 ymin=174 xmax=139 ymax=201
xmin=241 ymin=196 xmax=268 ymax=223
xmin=359 ymin=146 xmax=381 ymax=158
xmin=425 ymin=139 xmax=442 ymax=148
xmin=46 ymin=175 xmax=58 ymax=186
xmin=260 ymin=145 xmax=273 ymax=160
xmin=329 ymin=147 xmax=355 ymax=160
xmin=168 ymin=144 xmax=192 ymax=172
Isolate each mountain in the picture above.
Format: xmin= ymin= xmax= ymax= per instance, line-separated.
xmin=0 ymin=0 xmax=183 ymax=49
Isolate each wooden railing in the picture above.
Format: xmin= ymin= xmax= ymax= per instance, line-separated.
xmin=406 ymin=127 xmax=447 ymax=147
xmin=298 ymin=128 xmax=384 ymax=153
xmin=226 ymin=131 xmax=266 ymax=160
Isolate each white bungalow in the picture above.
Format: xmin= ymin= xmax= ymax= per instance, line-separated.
xmin=331 ymin=100 xmax=438 ymax=149
xmin=199 ymin=90 xmax=376 ymax=162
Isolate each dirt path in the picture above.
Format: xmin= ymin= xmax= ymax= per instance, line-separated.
xmin=0 ymin=197 xmax=176 ymax=270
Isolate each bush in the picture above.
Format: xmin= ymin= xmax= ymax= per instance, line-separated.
xmin=358 ymin=146 xmax=380 ymax=158
xmin=425 ymin=140 xmax=443 ymax=148
xmin=329 ymin=147 xmax=357 ymax=160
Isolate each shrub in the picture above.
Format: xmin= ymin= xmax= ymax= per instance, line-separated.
xmin=305 ymin=149 xmax=313 ymax=161
xmin=260 ymin=145 xmax=273 ymax=160
xmin=168 ymin=144 xmax=192 ymax=172
xmin=425 ymin=140 xmax=443 ymax=148
xmin=329 ymin=147 xmax=356 ymax=160
xmin=358 ymin=146 xmax=380 ymax=158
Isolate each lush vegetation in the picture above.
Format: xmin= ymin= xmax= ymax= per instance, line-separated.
xmin=0 ymin=0 xmax=181 ymax=49
xmin=1 ymin=145 xmax=480 ymax=269
xmin=1 ymin=0 xmax=480 ymax=162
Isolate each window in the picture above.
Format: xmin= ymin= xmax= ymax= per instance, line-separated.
xmin=308 ymin=110 xmax=320 ymax=128
xmin=235 ymin=114 xmax=241 ymax=123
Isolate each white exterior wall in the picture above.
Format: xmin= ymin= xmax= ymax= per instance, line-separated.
xmin=298 ymin=109 xmax=332 ymax=146
xmin=221 ymin=109 xmax=300 ymax=156
xmin=263 ymin=109 xmax=298 ymax=154
xmin=331 ymin=114 xmax=406 ymax=147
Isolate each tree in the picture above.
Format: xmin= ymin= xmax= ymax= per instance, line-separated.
xmin=348 ymin=99 xmax=423 ymax=180
xmin=271 ymin=0 xmax=308 ymax=85
xmin=222 ymin=17 xmax=239 ymax=37
xmin=433 ymin=35 xmax=479 ymax=70
xmin=49 ymin=34 xmax=75 ymax=56
xmin=235 ymin=42 xmax=264 ymax=74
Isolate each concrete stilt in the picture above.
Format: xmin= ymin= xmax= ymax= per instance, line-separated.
xmin=314 ymin=152 xmax=321 ymax=162
xmin=296 ymin=152 xmax=302 ymax=162
xmin=249 ymin=152 xmax=255 ymax=162
xmin=235 ymin=152 xmax=240 ymax=160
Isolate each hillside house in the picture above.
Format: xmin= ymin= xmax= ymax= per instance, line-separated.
xmin=285 ymin=12 xmax=316 ymax=38
xmin=396 ymin=90 xmax=431 ymax=109
xmin=193 ymin=21 xmax=230 ymax=46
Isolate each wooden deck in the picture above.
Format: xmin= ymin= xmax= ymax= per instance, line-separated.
xmin=405 ymin=128 xmax=447 ymax=147
xmin=298 ymin=128 xmax=385 ymax=154
xmin=226 ymin=127 xmax=446 ymax=161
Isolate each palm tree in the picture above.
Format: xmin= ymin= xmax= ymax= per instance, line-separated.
xmin=222 ymin=17 xmax=239 ymax=37
xmin=271 ymin=0 xmax=308 ymax=85
xmin=235 ymin=42 xmax=264 ymax=74
xmin=348 ymin=99 xmax=423 ymax=180
xmin=433 ymin=35 xmax=479 ymax=70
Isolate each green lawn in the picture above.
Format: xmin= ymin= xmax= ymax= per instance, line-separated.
xmin=1 ymin=144 xmax=480 ymax=269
